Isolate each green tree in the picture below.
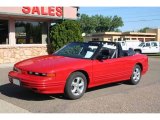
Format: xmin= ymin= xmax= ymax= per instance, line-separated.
xmin=50 ymin=20 xmax=83 ymax=52
xmin=138 ymin=27 xmax=151 ymax=32
xmin=79 ymin=14 xmax=124 ymax=34
xmin=108 ymin=15 xmax=124 ymax=32
xmin=79 ymin=14 xmax=96 ymax=34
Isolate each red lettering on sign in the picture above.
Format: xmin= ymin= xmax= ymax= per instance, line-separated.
xmin=48 ymin=7 xmax=55 ymax=16
xmin=32 ymin=7 xmax=40 ymax=15
xmin=22 ymin=7 xmax=30 ymax=14
xmin=22 ymin=6 xmax=63 ymax=17
xmin=41 ymin=7 xmax=48 ymax=15
xmin=56 ymin=7 xmax=62 ymax=17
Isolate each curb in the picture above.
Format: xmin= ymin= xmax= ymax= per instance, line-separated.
xmin=0 ymin=99 xmax=29 ymax=113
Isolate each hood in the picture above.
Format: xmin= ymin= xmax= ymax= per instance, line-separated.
xmin=134 ymin=46 xmax=142 ymax=49
xmin=15 ymin=55 xmax=91 ymax=73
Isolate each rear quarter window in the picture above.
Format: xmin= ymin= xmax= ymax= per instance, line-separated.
xmin=151 ymin=42 xmax=158 ymax=47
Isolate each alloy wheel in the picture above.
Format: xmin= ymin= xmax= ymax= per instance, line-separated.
xmin=71 ymin=77 xmax=85 ymax=96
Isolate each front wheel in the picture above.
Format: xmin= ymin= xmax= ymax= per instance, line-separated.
xmin=130 ymin=65 xmax=142 ymax=85
xmin=64 ymin=72 xmax=87 ymax=100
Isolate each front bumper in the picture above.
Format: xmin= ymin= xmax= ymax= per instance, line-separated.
xmin=8 ymin=71 xmax=65 ymax=94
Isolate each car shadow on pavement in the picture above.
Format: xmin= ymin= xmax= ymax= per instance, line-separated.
xmin=86 ymin=82 xmax=124 ymax=93
xmin=0 ymin=81 xmax=130 ymax=101
xmin=0 ymin=83 xmax=66 ymax=101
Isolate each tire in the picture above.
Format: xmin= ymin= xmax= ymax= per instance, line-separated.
xmin=64 ymin=72 xmax=87 ymax=100
xmin=130 ymin=65 xmax=142 ymax=85
xmin=134 ymin=50 xmax=141 ymax=54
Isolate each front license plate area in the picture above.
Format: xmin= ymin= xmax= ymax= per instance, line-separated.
xmin=12 ymin=78 xmax=20 ymax=86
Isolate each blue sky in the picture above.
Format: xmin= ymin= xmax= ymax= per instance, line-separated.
xmin=79 ymin=7 xmax=160 ymax=32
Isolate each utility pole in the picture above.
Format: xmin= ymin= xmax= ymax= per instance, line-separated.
xmin=62 ymin=7 xmax=64 ymax=21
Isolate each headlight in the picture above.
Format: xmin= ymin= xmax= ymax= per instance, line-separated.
xmin=13 ymin=67 xmax=21 ymax=72
xmin=35 ymin=72 xmax=40 ymax=75
xmin=28 ymin=71 xmax=56 ymax=77
xmin=41 ymin=73 xmax=47 ymax=76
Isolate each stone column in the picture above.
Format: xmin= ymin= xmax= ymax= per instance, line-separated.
xmin=42 ymin=22 xmax=48 ymax=44
xmin=47 ymin=21 xmax=51 ymax=44
xmin=9 ymin=18 xmax=16 ymax=45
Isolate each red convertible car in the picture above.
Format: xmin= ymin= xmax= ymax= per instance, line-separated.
xmin=8 ymin=41 xmax=148 ymax=99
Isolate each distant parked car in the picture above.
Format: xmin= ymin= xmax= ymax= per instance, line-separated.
xmin=134 ymin=41 xmax=160 ymax=54
xmin=8 ymin=41 xmax=148 ymax=100
xmin=118 ymin=41 xmax=160 ymax=54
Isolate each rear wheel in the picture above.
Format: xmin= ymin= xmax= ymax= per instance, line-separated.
xmin=130 ymin=65 xmax=142 ymax=85
xmin=134 ymin=50 xmax=141 ymax=54
xmin=64 ymin=72 xmax=87 ymax=100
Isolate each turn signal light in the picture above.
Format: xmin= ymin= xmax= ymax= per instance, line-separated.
xmin=47 ymin=73 xmax=56 ymax=77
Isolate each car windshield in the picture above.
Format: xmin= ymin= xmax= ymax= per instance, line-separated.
xmin=139 ymin=42 xmax=145 ymax=47
xmin=54 ymin=42 xmax=99 ymax=59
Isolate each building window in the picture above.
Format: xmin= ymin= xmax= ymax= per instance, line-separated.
xmin=92 ymin=38 xmax=99 ymax=41
xmin=131 ymin=38 xmax=137 ymax=40
xmin=15 ymin=21 xmax=48 ymax=44
xmin=124 ymin=38 xmax=130 ymax=40
xmin=0 ymin=20 xmax=9 ymax=44
xmin=118 ymin=38 xmax=122 ymax=41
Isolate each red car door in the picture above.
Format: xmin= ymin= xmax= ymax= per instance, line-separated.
xmin=92 ymin=56 xmax=133 ymax=86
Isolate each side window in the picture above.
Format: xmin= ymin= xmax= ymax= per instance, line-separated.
xmin=151 ymin=42 xmax=158 ymax=47
xmin=145 ymin=43 xmax=150 ymax=47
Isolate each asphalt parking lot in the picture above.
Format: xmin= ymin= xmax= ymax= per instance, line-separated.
xmin=0 ymin=57 xmax=160 ymax=113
